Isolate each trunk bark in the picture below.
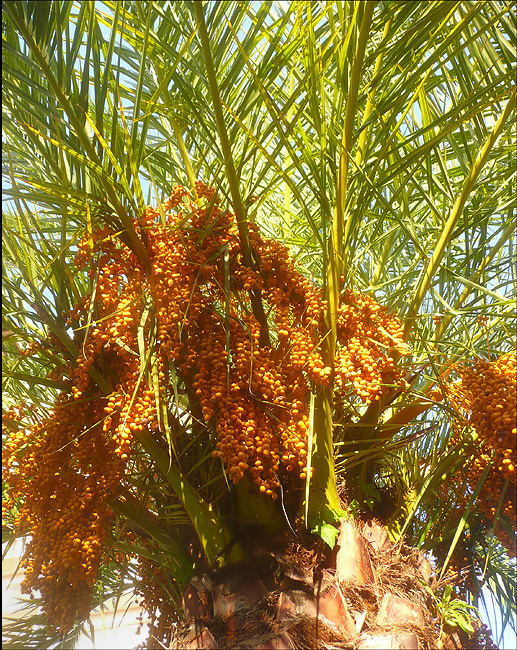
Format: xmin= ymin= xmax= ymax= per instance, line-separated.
xmin=169 ymin=518 xmax=486 ymax=649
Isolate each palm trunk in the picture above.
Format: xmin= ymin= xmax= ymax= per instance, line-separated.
xmin=170 ymin=519 xmax=481 ymax=650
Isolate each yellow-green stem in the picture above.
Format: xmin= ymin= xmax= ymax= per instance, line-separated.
xmin=134 ymin=429 xmax=233 ymax=566
xmin=195 ymin=3 xmax=270 ymax=346
xmin=309 ymin=1 xmax=376 ymax=529
xmin=194 ymin=3 xmax=251 ymax=266
xmin=336 ymin=0 xmax=376 ymax=286
xmin=355 ymin=18 xmax=392 ymax=167
xmin=154 ymin=68 xmax=199 ymax=202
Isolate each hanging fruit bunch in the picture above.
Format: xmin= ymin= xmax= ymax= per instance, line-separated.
xmin=335 ymin=290 xmax=410 ymax=402
xmin=2 ymin=397 xmax=119 ymax=632
xmin=134 ymin=555 xmax=180 ymax=648
xmin=2 ymin=182 xmax=409 ymax=634
xmin=446 ymin=351 xmax=516 ymax=556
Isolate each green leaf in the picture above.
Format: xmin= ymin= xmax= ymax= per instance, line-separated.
xmin=311 ymin=521 xmax=340 ymax=550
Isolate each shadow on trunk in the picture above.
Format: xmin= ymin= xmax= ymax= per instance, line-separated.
xmin=170 ymin=518 xmax=496 ymax=649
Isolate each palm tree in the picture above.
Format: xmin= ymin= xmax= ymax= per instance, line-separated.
xmin=2 ymin=1 xmax=516 ymax=648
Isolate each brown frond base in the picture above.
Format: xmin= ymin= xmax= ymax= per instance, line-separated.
xmin=169 ymin=519 xmax=490 ymax=650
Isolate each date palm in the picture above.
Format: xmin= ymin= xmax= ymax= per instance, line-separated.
xmin=2 ymin=1 xmax=516 ymax=649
